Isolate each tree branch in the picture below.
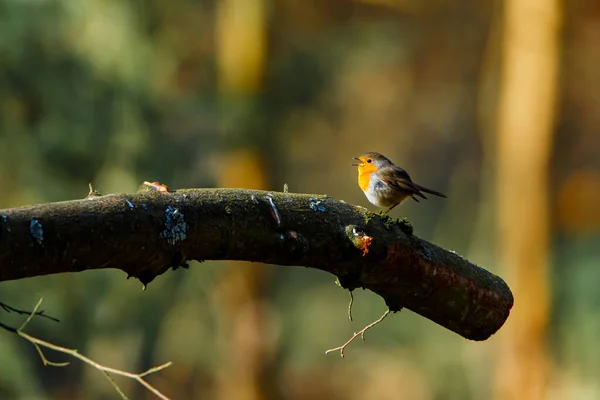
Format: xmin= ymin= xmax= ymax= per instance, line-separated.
xmin=0 ymin=298 xmax=172 ymax=400
xmin=0 ymin=188 xmax=513 ymax=341
xmin=1 ymin=300 xmax=60 ymax=323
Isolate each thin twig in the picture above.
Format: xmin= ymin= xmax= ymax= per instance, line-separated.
xmin=348 ymin=291 xmax=354 ymax=322
xmin=87 ymin=183 xmax=102 ymax=198
xmin=0 ymin=301 xmax=60 ymax=323
xmin=0 ymin=298 xmax=172 ymax=399
xmin=325 ymin=308 xmax=391 ymax=358
xmin=17 ymin=298 xmax=45 ymax=331
xmin=0 ymin=320 xmax=17 ymax=333
xmin=102 ymin=370 xmax=131 ymax=400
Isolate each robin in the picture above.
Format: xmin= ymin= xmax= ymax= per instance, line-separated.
xmin=353 ymin=152 xmax=446 ymax=213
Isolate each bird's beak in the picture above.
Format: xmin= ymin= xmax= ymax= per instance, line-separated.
xmin=352 ymin=157 xmax=362 ymax=167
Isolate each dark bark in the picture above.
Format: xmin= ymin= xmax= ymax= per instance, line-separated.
xmin=0 ymin=188 xmax=513 ymax=341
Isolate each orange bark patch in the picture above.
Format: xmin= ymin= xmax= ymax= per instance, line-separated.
xmin=143 ymin=181 xmax=170 ymax=193
xmin=356 ymin=234 xmax=373 ymax=256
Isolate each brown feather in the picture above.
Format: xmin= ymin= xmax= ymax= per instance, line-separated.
xmin=377 ymin=167 xmax=446 ymax=199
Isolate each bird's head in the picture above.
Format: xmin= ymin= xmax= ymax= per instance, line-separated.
xmin=352 ymin=152 xmax=392 ymax=174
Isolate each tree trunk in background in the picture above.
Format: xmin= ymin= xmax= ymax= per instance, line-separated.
xmin=212 ymin=154 xmax=274 ymax=400
xmin=494 ymin=0 xmax=561 ymax=399
xmin=217 ymin=0 xmax=266 ymax=94
xmin=215 ymin=1 xmax=272 ymax=400
xmin=212 ymin=143 xmax=274 ymax=400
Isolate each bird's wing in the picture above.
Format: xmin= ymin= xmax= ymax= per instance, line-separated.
xmin=378 ymin=167 xmax=428 ymax=199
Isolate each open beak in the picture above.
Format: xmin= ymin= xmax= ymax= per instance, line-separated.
xmin=352 ymin=157 xmax=362 ymax=167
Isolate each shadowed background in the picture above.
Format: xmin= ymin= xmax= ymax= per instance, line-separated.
xmin=1 ymin=0 xmax=599 ymax=399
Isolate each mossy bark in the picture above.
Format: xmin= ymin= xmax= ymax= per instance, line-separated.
xmin=0 ymin=188 xmax=513 ymax=341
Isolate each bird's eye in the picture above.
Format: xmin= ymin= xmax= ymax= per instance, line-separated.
xmin=367 ymin=159 xmax=372 ymax=163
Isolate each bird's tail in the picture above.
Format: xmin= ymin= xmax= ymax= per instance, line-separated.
xmin=415 ymin=184 xmax=446 ymax=198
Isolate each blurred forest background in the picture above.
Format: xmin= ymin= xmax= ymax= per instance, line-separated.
xmin=1 ymin=0 xmax=599 ymax=399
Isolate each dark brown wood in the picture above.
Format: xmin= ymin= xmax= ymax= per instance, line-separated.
xmin=0 ymin=188 xmax=513 ymax=341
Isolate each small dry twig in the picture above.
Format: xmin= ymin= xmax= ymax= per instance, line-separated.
xmin=0 ymin=301 xmax=60 ymax=323
xmin=86 ymin=183 xmax=102 ymax=198
xmin=325 ymin=308 xmax=391 ymax=358
xmin=0 ymin=298 xmax=172 ymax=400
xmin=347 ymin=291 xmax=354 ymax=322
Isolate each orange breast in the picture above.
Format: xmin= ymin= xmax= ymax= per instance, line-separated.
xmin=358 ymin=170 xmax=371 ymax=192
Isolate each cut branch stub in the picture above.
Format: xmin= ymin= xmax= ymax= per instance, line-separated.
xmin=0 ymin=188 xmax=513 ymax=341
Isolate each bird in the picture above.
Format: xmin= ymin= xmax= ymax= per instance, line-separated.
xmin=352 ymin=152 xmax=446 ymax=214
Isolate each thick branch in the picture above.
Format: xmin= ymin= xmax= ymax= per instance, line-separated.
xmin=0 ymin=188 xmax=513 ymax=341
